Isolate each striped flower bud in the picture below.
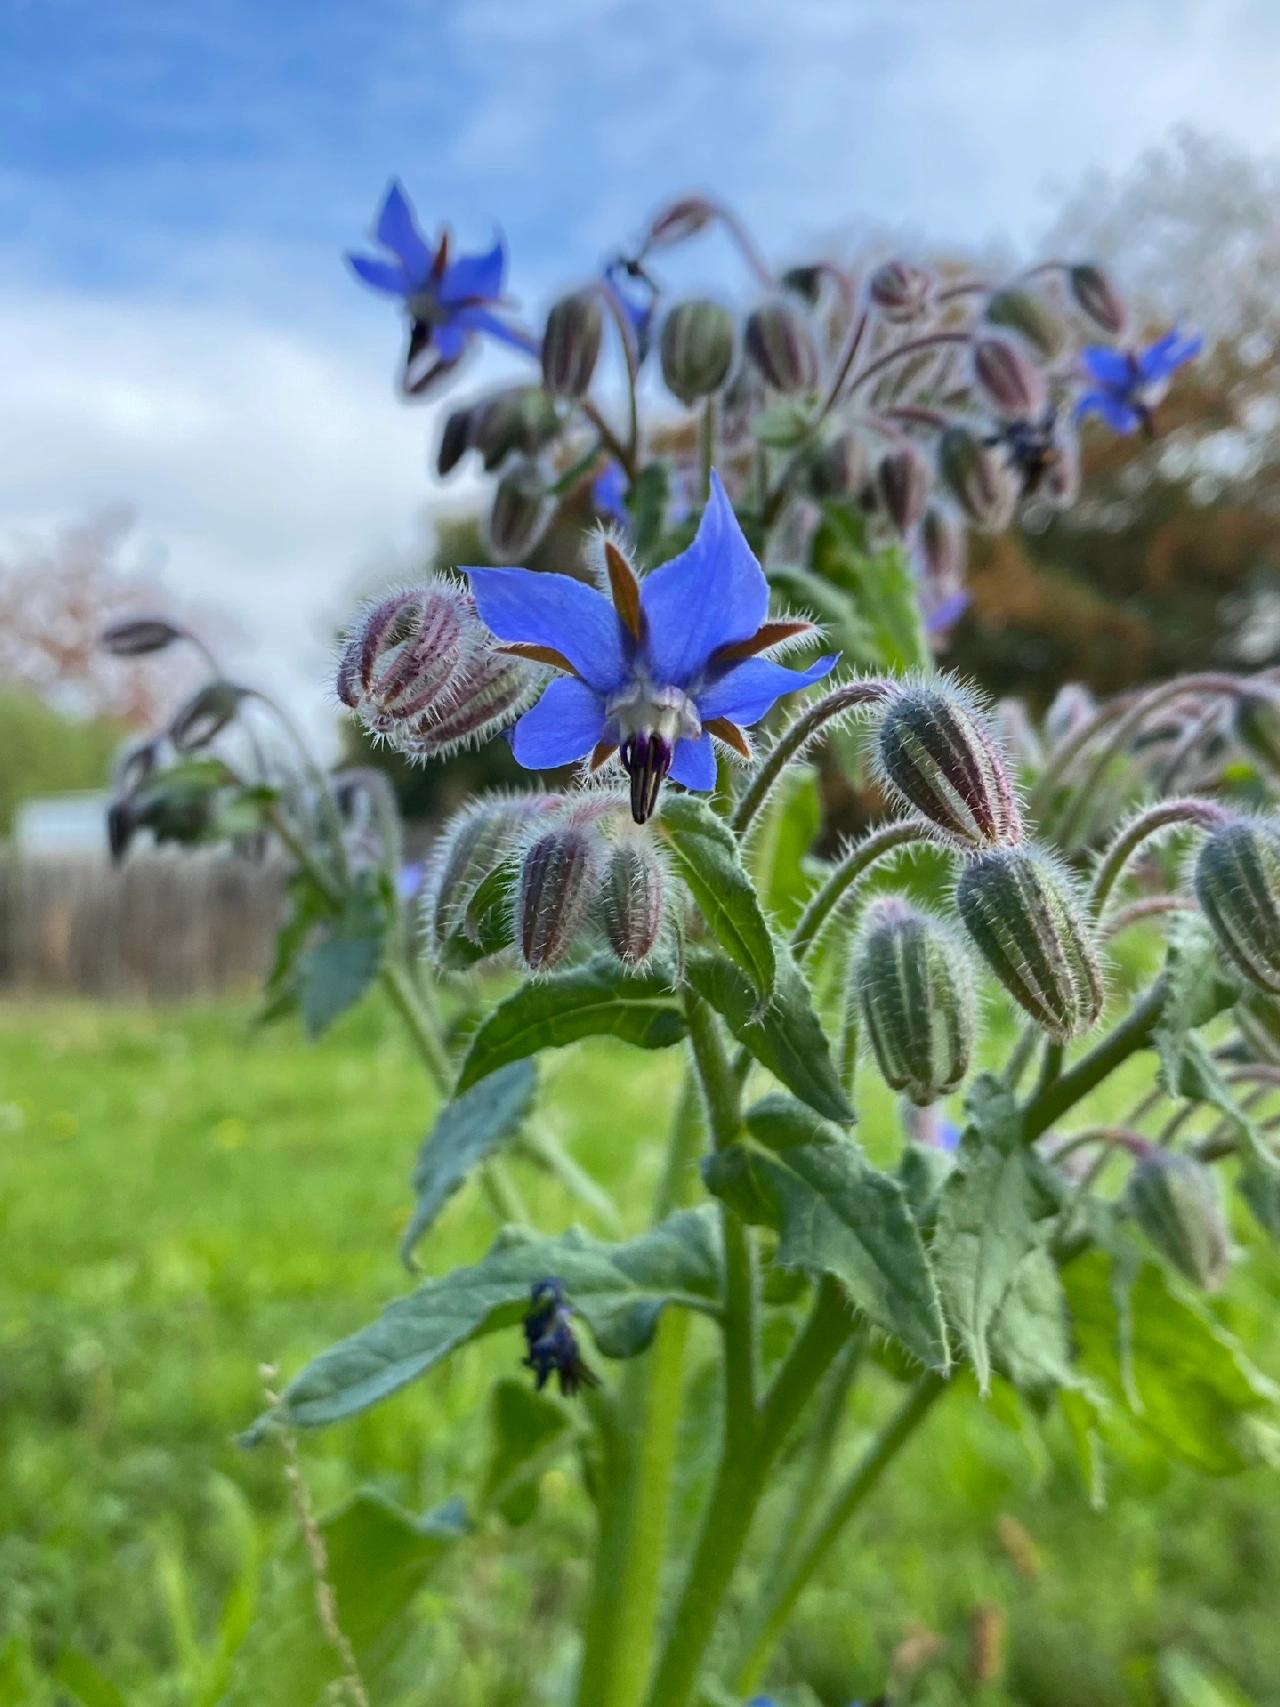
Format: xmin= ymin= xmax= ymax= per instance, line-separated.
xmin=518 ymin=822 xmax=602 ymax=973
xmin=876 ymin=683 xmax=1023 ymax=849
xmin=436 ymin=404 xmax=475 ymax=476
xmin=1127 ymin=1150 xmax=1229 ymax=1292
xmin=805 ymin=427 xmax=870 ymax=501
xmin=983 ymin=287 xmax=1067 ymax=360
xmin=488 ymin=461 xmax=553 ymax=563
xmin=972 ymin=335 xmax=1047 ymax=420
xmin=397 ymin=649 xmax=542 ymax=761
xmin=424 ymin=794 xmax=554 ymax=956
xmin=917 ymin=506 xmax=966 ymax=591
xmin=851 ymin=898 xmax=975 ymax=1105
xmin=743 ymin=298 xmax=820 ymax=394
xmin=472 ymin=387 xmax=561 ymax=472
xmin=875 ymin=443 xmax=931 ymax=536
xmin=541 ymin=290 xmax=605 ymax=399
xmin=600 ymin=834 xmax=666 ymax=967
xmin=1194 ymin=818 xmax=1280 ymax=995
xmin=1068 ymin=263 xmax=1128 ymax=338
xmin=169 ymin=680 xmax=245 ymax=752
xmin=659 ymin=299 xmax=735 ymax=404
xmin=1232 ymin=691 xmax=1280 ymax=776
xmin=936 ymin=425 xmax=1016 ymax=531
xmin=100 ymin=616 xmax=185 ymax=657
xmin=868 ymin=259 xmax=932 ymax=323
xmin=335 ymin=580 xmax=479 ymax=735
xmin=957 ymin=846 xmax=1104 ymax=1040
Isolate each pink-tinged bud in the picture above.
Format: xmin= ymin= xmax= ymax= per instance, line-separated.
xmin=1234 ymin=691 xmax=1280 ymax=776
xmin=868 ymin=260 xmax=933 ymax=323
xmin=398 ymin=649 xmax=542 ymax=761
xmin=436 ymin=405 xmax=475 ymax=476
xmin=972 ymin=335 xmax=1047 ymax=420
xmin=851 ymin=897 xmax=975 ymax=1106
xmin=1069 ymin=264 xmax=1128 ymax=338
xmin=660 ymin=299 xmax=736 ymax=404
xmin=336 ymin=581 xmax=478 ymax=733
xmin=743 ymin=298 xmax=820 ymax=394
xmin=169 ymin=680 xmax=244 ymax=752
xmin=1043 ymin=682 xmax=1097 ymax=746
xmin=1128 ymin=1150 xmax=1229 ymax=1292
xmin=805 ymin=427 xmax=871 ymax=501
xmin=984 ymin=287 xmax=1067 ymax=360
xmin=936 ymin=425 xmax=1016 ymax=531
xmin=917 ymin=506 xmax=966 ymax=590
xmin=1194 ymin=818 xmax=1280 ymax=995
xmin=876 ymin=683 xmax=1023 ymax=849
xmin=100 ymin=616 xmax=185 ymax=657
xmin=471 ymin=387 xmax=561 ymax=472
xmin=957 ymin=846 xmax=1104 ymax=1041
xmin=601 ymin=836 xmax=666 ymax=966
xmin=541 ymin=290 xmax=605 ymax=400
xmin=519 ymin=823 xmax=601 ymax=972
xmin=488 ymin=462 xmax=553 ymax=563
xmin=425 ymin=794 xmax=555 ymax=957
xmin=645 ymin=196 xmax=715 ymax=250
xmin=875 ymin=443 xmax=931 ymax=537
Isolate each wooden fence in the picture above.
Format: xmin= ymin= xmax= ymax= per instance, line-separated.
xmin=0 ymin=853 xmax=288 ymax=1000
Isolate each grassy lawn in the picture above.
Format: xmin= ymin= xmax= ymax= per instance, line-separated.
xmin=2 ymin=993 xmax=1279 ymax=1706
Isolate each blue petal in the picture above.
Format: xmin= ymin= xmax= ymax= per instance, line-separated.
xmin=1080 ymin=345 xmax=1131 ymax=387
xmin=668 ymin=732 xmax=717 ymax=790
xmin=1076 ymin=390 xmax=1140 ymax=433
xmin=467 ymin=567 xmax=628 ymax=696
xmin=454 ymin=304 xmax=537 ymax=354
xmin=375 ymin=180 xmax=432 ymax=287
xmin=640 ymin=471 xmax=769 ymax=688
xmin=510 ymin=677 xmax=606 ymax=768
xmin=925 ymin=590 xmax=970 ymax=634
xmin=1139 ymin=328 xmax=1201 ymax=381
xmin=695 ymin=653 xmax=839 ymax=726
xmin=347 ymin=252 xmax=409 ymax=297
xmin=439 ymin=236 xmax=506 ymax=305
xmin=432 ymin=314 xmax=470 ymax=363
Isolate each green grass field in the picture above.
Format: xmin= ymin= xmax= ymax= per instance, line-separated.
xmin=3 ymin=994 xmax=1279 ymax=1706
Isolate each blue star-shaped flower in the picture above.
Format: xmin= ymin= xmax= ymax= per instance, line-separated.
xmin=346 ymin=180 xmax=531 ymax=385
xmin=467 ymin=472 xmax=838 ymax=823
xmin=1076 ymin=326 xmax=1202 ymax=437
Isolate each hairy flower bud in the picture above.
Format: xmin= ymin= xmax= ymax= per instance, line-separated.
xmin=399 ymin=650 xmax=542 ymax=761
xmin=1232 ymin=691 xmax=1280 ymax=776
xmin=1069 ymin=264 xmax=1128 ymax=338
xmin=743 ymin=298 xmax=820 ymax=394
xmin=488 ymin=461 xmax=552 ymax=562
xmin=1194 ymin=818 xmax=1280 ymax=994
xmin=471 ymin=387 xmax=561 ymax=472
xmin=917 ymin=506 xmax=966 ymax=591
xmin=519 ymin=822 xmax=601 ymax=973
xmin=868 ymin=259 xmax=932 ymax=323
xmin=876 ymin=683 xmax=1022 ymax=848
xmin=100 ymin=616 xmax=186 ymax=657
xmin=425 ymin=794 xmax=553 ymax=955
xmin=936 ymin=425 xmax=1016 ymax=531
xmin=659 ymin=299 xmax=735 ymax=404
xmin=336 ymin=581 xmax=478 ymax=733
xmin=957 ymin=846 xmax=1104 ymax=1040
xmin=1128 ymin=1150 xmax=1229 ymax=1291
xmin=984 ymin=287 xmax=1066 ymax=360
xmin=805 ymin=427 xmax=871 ymax=501
xmin=541 ymin=290 xmax=605 ymax=399
xmin=851 ymin=898 xmax=975 ymax=1105
xmin=875 ymin=443 xmax=931 ymax=536
xmin=169 ymin=680 xmax=244 ymax=752
xmin=600 ymin=835 xmax=666 ymax=967
xmin=436 ymin=405 xmax=475 ymax=476
xmin=972 ymin=335 xmax=1047 ymax=420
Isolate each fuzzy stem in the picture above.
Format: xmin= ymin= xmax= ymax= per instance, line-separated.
xmin=791 ymin=818 xmax=940 ymax=961
xmin=1089 ymin=798 xmax=1229 ymax=917
xmin=731 ymin=680 xmax=894 ymax=836
xmin=843 ymin=331 xmax=973 ymax=400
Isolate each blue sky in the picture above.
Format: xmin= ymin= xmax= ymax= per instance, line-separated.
xmin=4 ymin=0 xmax=1280 ymax=732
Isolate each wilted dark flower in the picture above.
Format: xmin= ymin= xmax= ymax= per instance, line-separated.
xmin=1076 ymin=328 xmax=1202 ymax=438
xmin=522 ymin=1279 xmax=600 ymax=1398
xmin=659 ymin=299 xmax=736 ymax=404
xmin=875 ymin=681 xmax=1023 ymax=849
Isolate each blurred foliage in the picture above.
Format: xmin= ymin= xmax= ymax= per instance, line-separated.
xmin=0 ymin=688 xmax=121 ymax=837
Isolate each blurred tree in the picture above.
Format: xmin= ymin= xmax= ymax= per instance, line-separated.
xmin=0 ymin=688 xmax=122 ymax=836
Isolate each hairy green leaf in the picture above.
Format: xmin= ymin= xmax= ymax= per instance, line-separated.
xmin=660 ymin=794 xmax=776 ymax=996
xmin=296 ymin=871 xmax=390 ymax=1038
xmin=481 ymin=1378 xmax=577 ymax=1526
xmin=749 ymin=766 xmax=821 ymax=929
xmin=812 ymin=502 xmax=928 ymax=674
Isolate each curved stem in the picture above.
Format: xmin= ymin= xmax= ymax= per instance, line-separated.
xmin=731 ymin=679 xmax=894 ymax=836
xmin=1103 ymin=895 xmax=1197 ymax=940
xmin=843 ymin=332 xmax=972 ymax=401
xmin=247 ymin=688 xmax=350 ymax=883
xmin=1089 ymin=798 xmax=1228 ymax=917
xmin=580 ymin=398 xmax=637 ymax=482
xmin=791 ymin=817 xmax=941 ymax=961
xmin=593 ymin=277 xmax=641 ymax=463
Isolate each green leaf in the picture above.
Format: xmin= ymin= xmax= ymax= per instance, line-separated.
xmin=987 ymin=1244 xmax=1075 ymax=1397
xmin=748 ymin=766 xmax=821 ymax=929
xmin=400 ymin=1061 xmax=538 ymax=1267
xmin=812 ymin=501 xmax=928 ymax=673
xmin=930 ymin=1076 xmax=1055 ymax=1394
xmin=297 ymin=870 xmax=390 ymax=1038
xmin=51 ymin=1652 xmax=131 ymax=1707
xmin=1058 ymin=1384 xmax=1107 ymax=1510
xmin=248 ymin=1208 xmax=722 ymax=1433
xmin=1064 ymin=1248 xmax=1280 ymax=1474
xmin=437 ymin=859 xmax=518 ymax=969
xmin=481 ymin=1378 xmax=578 ymax=1526
xmin=704 ymin=1094 xmax=949 ymax=1371
xmin=660 ymin=794 xmax=776 ymax=996
xmin=456 ymin=959 xmax=687 ymax=1092
xmin=751 ymin=401 xmax=814 ymax=449
xmin=686 ymin=944 xmax=852 ymax=1124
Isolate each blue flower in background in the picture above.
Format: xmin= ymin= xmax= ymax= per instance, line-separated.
xmin=347 ymin=180 xmax=531 ymax=384
xmin=1076 ymin=326 xmax=1202 ymax=437
xmin=604 ymin=257 xmax=657 ymax=359
xmin=467 ymin=472 xmax=838 ymax=823
xmin=591 ymin=459 xmax=629 ymax=527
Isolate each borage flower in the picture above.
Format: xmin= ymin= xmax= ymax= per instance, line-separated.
xmin=466 ymin=473 xmax=838 ymax=824
xmin=1076 ymin=326 xmax=1202 ymax=438
xmin=346 ymin=179 xmax=531 ymax=393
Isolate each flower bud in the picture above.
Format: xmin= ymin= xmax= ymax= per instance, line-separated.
xmin=805 ymin=427 xmax=871 ymax=501
xmin=851 ymin=898 xmax=975 ymax=1105
xmin=780 ymin=263 xmax=825 ymax=306
xmin=169 ymin=680 xmax=244 ymax=752
xmin=875 ymin=443 xmax=931 ymax=536
xmin=436 ymin=404 xmax=475 ymax=476
xmin=1069 ymin=264 xmax=1128 ymax=338
xmin=336 ymin=581 xmax=477 ymax=733
xmin=100 ymin=616 xmax=185 ymax=657
xmin=541 ymin=290 xmax=605 ymax=400
xmin=519 ymin=822 xmax=601 ymax=973
xmin=645 ymin=196 xmax=715 ymax=250
xmin=1232 ymin=691 xmax=1280 ymax=776
xmin=743 ymin=298 xmax=820 ymax=394
xmin=1194 ymin=818 xmax=1280 ymax=995
xmin=957 ymin=846 xmax=1104 ymax=1041
xmin=488 ymin=462 xmax=552 ymax=563
xmin=917 ymin=506 xmax=966 ymax=591
xmin=601 ymin=835 xmax=666 ymax=967
xmin=868 ymin=259 xmax=932 ymax=323
xmin=425 ymin=794 xmax=553 ymax=955
xmin=659 ymin=299 xmax=735 ymax=404
xmin=876 ymin=683 xmax=1022 ymax=848
xmin=1127 ymin=1150 xmax=1229 ymax=1291
xmin=972 ymin=335 xmax=1047 ymax=420
xmin=936 ymin=425 xmax=1016 ymax=531
xmin=1043 ymin=682 xmax=1097 ymax=747
xmin=472 ymin=387 xmax=561 ymax=472
xmin=398 ymin=649 xmax=542 ymax=761
xmin=983 ymin=287 xmax=1067 ymax=360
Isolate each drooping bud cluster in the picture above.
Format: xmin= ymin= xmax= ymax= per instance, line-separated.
xmin=744 ymin=298 xmax=820 ymax=394
xmin=659 ymin=299 xmax=735 ymax=404
xmin=956 ymin=846 xmax=1104 ymax=1040
xmin=1127 ymin=1150 xmax=1229 ymax=1291
xmin=875 ymin=682 xmax=1023 ymax=850
xmin=850 ymin=898 xmax=975 ymax=1106
xmin=423 ymin=793 xmax=557 ymax=961
xmin=541 ymin=290 xmax=605 ymax=399
xmin=1194 ymin=817 xmax=1280 ymax=994
xmin=436 ymin=386 xmax=561 ymax=478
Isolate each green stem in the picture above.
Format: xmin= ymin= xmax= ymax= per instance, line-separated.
xmin=791 ymin=818 xmax=938 ymax=961
xmin=731 ymin=680 xmax=894 ymax=837
xmin=699 ymin=397 xmax=717 ymax=502
xmin=379 ymin=955 xmax=452 ymax=1095
xmin=1088 ymin=798 xmax=1228 ymax=917
xmin=1020 ymin=978 xmax=1168 ymax=1145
